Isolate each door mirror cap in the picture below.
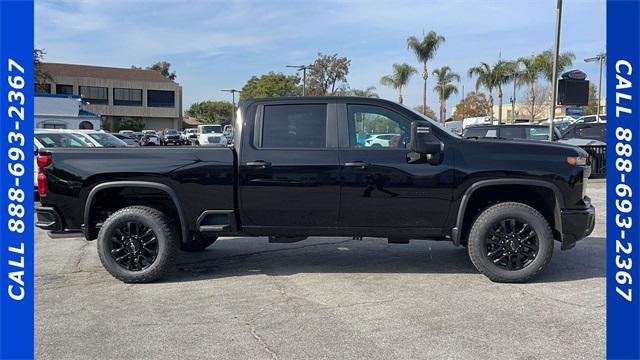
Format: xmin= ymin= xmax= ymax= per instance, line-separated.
xmin=410 ymin=121 xmax=442 ymax=154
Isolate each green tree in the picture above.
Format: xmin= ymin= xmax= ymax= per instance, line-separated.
xmin=306 ymin=53 xmax=351 ymax=95
xmin=468 ymin=62 xmax=497 ymax=119
xmin=240 ymin=72 xmax=301 ymax=100
xmin=535 ymin=49 xmax=575 ymax=84
xmin=34 ymin=48 xmax=52 ymax=93
xmin=380 ymin=63 xmax=417 ymax=104
xmin=432 ymin=66 xmax=460 ymax=123
xmin=407 ymin=31 xmax=445 ymax=115
xmin=583 ymin=83 xmax=600 ymax=115
xmin=133 ymin=61 xmax=177 ymax=81
xmin=187 ymin=101 xmax=234 ymax=125
xmin=452 ymin=91 xmax=492 ymax=120
xmin=517 ymin=55 xmax=544 ymax=122
xmin=413 ymin=105 xmax=438 ymax=121
xmin=345 ymin=86 xmax=379 ymax=98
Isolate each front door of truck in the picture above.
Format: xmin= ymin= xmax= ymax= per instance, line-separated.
xmin=338 ymin=102 xmax=453 ymax=231
xmin=239 ymin=101 xmax=341 ymax=231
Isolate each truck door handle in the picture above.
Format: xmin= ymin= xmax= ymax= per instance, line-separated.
xmin=344 ymin=161 xmax=369 ymax=168
xmin=246 ymin=161 xmax=271 ymax=168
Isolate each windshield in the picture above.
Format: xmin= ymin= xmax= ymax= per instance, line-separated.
xmin=35 ymin=133 xmax=90 ymax=148
xmin=88 ymin=133 xmax=128 ymax=147
xmin=402 ymin=104 xmax=461 ymax=138
xmin=201 ymin=125 xmax=222 ymax=134
xmin=166 ymin=129 xmax=179 ymax=134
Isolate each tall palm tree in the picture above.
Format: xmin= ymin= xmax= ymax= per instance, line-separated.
xmin=432 ymin=66 xmax=460 ymax=123
xmin=493 ymin=60 xmax=518 ymax=123
xmin=517 ymin=55 xmax=543 ymax=122
xmin=407 ymin=31 xmax=446 ymax=115
xmin=380 ymin=63 xmax=417 ymax=104
xmin=468 ymin=62 xmax=496 ymax=118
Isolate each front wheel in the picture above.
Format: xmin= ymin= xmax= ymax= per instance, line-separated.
xmin=97 ymin=206 xmax=178 ymax=283
xmin=467 ymin=202 xmax=553 ymax=283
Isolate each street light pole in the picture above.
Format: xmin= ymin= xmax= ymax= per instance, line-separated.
xmin=287 ymin=65 xmax=311 ymax=96
xmin=548 ymin=0 xmax=563 ymax=141
xmin=585 ymin=53 xmax=606 ymax=120
xmin=221 ymin=89 xmax=240 ymax=125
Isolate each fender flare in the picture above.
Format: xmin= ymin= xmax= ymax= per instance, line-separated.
xmin=83 ymin=181 xmax=188 ymax=242
xmin=451 ymin=179 xmax=564 ymax=246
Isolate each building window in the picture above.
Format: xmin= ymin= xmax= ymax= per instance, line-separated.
xmin=79 ymin=86 xmax=108 ymax=105
xmin=36 ymin=83 xmax=51 ymax=94
xmin=56 ymin=84 xmax=73 ymax=95
xmin=147 ymin=90 xmax=175 ymax=107
xmin=113 ymin=88 xmax=143 ymax=106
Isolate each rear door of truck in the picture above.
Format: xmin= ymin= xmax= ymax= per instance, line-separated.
xmin=238 ymin=99 xmax=341 ymax=231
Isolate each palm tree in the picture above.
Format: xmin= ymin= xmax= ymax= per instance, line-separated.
xmin=432 ymin=66 xmax=460 ymax=123
xmin=468 ymin=62 xmax=496 ymax=118
xmin=493 ymin=60 xmax=518 ymax=123
xmin=536 ymin=49 xmax=575 ymax=84
xmin=517 ymin=55 xmax=543 ymax=122
xmin=407 ymin=31 xmax=446 ymax=115
xmin=348 ymin=86 xmax=379 ymax=98
xmin=380 ymin=63 xmax=417 ymax=104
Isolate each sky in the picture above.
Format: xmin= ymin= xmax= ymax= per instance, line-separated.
xmin=35 ymin=0 xmax=606 ymax=113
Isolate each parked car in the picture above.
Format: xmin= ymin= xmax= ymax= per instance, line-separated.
xmin=118 ymin=130 xmax=135 ymax=136
xmin=34 ymin=130 xmax=90 ymax=194
xmin=159 ymin=128 xmax=182 ymax=146
xmin=560 ymin=122 xmax=606 ymax=143
xmin=36 ymin=97 xmax=594 ymax=284
xmin=462 ymin=124 xmax=562 ymax=141
xmin=444 ymin=120 xmax=463 ymax=135
xmin=462 ymin=116 xmax=494 ymax=129
xmin=539 ymin=118 xmax=574 ymax=133
xmin=182 ymin=128 xmax=199 ymax=145
xmin=140 ymin=130 xmax=160 ymax=146
xmin=196 ymin=124 xmax=225 ymax=146
xmin=72 ymin=130 xmax=129 ymax=147
xmin=576 ymin=114 xmax=606 ymax=124
xmin=365 ymin=133 xmax=401 ymax=147
xmin=112 ymin=133 xmax=140 ymax=147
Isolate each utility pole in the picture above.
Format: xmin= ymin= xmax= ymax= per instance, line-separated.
xmin=511 ymin=72 xmax=518 ymax=123
xmin=221 ymin=89 xmax=240 ymax=125
xmin=548 ymin=0 xmax=563 ymax=140
xmin=461 ymin=84 xmax=465 ymax=120
xmin=287 ymin=64 xmax=312 ymax=96
xmin=585 ymin=53 xmax=606 ymax=120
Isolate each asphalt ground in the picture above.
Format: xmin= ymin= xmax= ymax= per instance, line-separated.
xmin=35 ymin=180 xmax=606 ymax=360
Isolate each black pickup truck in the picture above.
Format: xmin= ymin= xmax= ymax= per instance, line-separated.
xmin=36 ymin=97 xmax=595 ymax=283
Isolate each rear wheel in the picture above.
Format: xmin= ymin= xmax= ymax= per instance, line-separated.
xmin=97 ymin=206 xmax=178 ymax=283
xmin=467 ymin=202 xmax=553 ymax=283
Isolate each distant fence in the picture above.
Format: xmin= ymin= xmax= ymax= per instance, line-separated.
xmin=580 ymin=145 xmax=606 ymax=179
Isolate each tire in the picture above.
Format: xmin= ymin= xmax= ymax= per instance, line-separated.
xmin=467 ymin=202 xmax=553 ymax=283
xmin=97 ymin=206 xmax=178 ymax=283
xmin=181 ymin=235 xmax=217 ymax=252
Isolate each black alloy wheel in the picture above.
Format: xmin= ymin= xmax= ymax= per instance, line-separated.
xmin=485 ymin=218 xmax=538 ymax=271
xmin=110 ymin=221 xmax=159 ymax=271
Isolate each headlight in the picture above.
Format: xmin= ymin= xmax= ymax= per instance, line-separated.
xmin=566 ymin=156 xmax=587 ymax=166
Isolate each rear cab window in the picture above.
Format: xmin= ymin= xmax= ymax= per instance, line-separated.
xmin=260 ymin=104 xmax=328 ymax=148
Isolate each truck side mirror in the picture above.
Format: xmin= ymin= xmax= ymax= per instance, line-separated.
xmin=409 ymin=121 xmax=442 ymax=154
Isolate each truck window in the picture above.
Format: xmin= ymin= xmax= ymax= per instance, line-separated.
xmin=499 ymin=127 xmax=526 ymax=139
xmin=347 ymin=104 xmax=410 ymax=148
xmin=261 ymin=104 xmax=327 ymax=148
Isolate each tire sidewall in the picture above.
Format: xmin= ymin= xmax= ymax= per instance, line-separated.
xmin=468 ymin=204 xmax=553 ymax=282
xmin=97 ymin=208 xmax=175 ymax=281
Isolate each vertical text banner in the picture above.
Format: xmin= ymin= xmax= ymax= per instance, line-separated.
xmin=0 ymin=0 xmax=35 ymax=359
xmin=607 ymin=0 xmax=640 ymax=359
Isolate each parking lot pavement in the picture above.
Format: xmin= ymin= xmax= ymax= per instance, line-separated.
xmin=35 ymin=181 xmax=606 ymax=360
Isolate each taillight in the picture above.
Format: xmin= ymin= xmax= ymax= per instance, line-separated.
xmin=37 ymin=154 xmax=52 ymax=196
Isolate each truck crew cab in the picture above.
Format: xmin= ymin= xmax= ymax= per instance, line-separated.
xmin=36 ymin=97 xmax=595 ymax=283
